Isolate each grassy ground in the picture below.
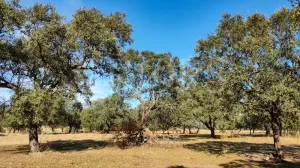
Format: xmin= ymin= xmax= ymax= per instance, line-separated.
xmin=0 ymin=130 xmax=299 ymax=168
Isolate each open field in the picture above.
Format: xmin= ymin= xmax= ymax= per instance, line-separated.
xmin=0 ymin=130 xmax=300 ymax=168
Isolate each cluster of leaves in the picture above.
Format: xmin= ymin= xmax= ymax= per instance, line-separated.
xmin=0 ymin=0 xmax=132 ymax=138
xmin=80 ymin=94 xmax=137 ymax=132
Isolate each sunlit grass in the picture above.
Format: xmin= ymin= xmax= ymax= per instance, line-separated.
xmin=0 ymin=130 xmax=299 ymax=168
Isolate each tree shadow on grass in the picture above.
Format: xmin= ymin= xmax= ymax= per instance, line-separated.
xmin=44 ymin=140 xmax=109 ymax=152
xmin=184 ymin=141 xmax=274 ymax=156
xmin=219 ymin=159 xmax=300 ymax=168
xmin=184 ymin=141 xmax=300 ymax=167
xmin=179 ymin=134 xmax=222 ymax=141
xmin=0 ymin=145 xmax=29 ymax=155
xmin=179 ymin=133 xmax=269 ymax=141
xmin=1 ymin=140 xmax=109 ymax=154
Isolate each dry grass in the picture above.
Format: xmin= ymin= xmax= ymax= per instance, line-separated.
xmin=0 ymin=130 xmax=299 ymax=168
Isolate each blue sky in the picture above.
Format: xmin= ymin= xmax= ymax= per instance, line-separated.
xmin=0 ymin=0 xmax=291 ymax=102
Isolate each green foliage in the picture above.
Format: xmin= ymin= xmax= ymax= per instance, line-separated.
xmin=1 ymin=1 xmax=132 ymax=96
xmin=178 ymin=82 xmax=226 ymax=136
xmin=8 ymin=88 xmax=67 ymax=129
xmin=113 ymin=49 xmax=181 ymax=126
xmin=80 ymin=94 xmax=135 ymax=132
xmin=66 ymin=101 xmax=83 ymax=133
xmin=147 ymin=98 xmax=179 ymax=131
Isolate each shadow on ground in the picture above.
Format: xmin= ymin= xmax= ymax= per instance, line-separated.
xmin=184 ymin=141 xmax=300 ymax=167
xmin=179 ymin=134 xmax=215 ymax=141
xmin=184 ymin=141 xmax=300 ymax=157
xmin=219 ymin=159 xmax=300 ymax=168
xmin=184 ymin=141 xmax=274 ymax=155
xmin=179 ymin=133 xmax=271 ymax=141
xmin=44 ymin=140 xmax=108 ymax=152
xmin=167 ymin=166 xmax=187 ymax=168
xmin=0 ymin=140 xmax=109 ymax=154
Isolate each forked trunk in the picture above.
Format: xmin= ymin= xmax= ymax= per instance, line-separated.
xmin=29 ymin=124 xmax=39 ymax=153
xmin=204 ymin=116 xmax=216 ymax=138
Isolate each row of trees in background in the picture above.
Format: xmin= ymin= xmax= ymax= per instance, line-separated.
xmin=1 ymin=0 xmax=300 ymax=158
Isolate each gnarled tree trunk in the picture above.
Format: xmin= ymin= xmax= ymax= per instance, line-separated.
xmin=270 ymin=102 xmax=283 ymax=159
xmin=272 ymin=122 xmax=282 ymax=158
xmin=29 ymin=124 xmax=39 ymax=153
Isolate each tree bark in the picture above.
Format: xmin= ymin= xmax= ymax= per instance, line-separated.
xmin=188 ymin=127 xmax=192 ymax=134
xmin=203 ymin=117 xmax=216 ymax=138
xmin=183 ymin=126 xmax=186 ymax=134
xmin=272 ymin=122 xmax=283 ymax=158
xmin=68 ymin=126 xmax=72 ymax=134
xmin=29 ymin=124 xmax=39 ymax=153
xmin=270 ymin=102 xmax=283 ymax=158
xmin=210 ymin=127 xmax=215 ymax=138
xmin=196 ymin=128 xmax=200 ymax=134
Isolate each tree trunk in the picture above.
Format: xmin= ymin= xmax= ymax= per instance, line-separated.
xmin=204 ymin=117 xmax=216 ymax=138
xmin=270 ymin=104 xmax=283 ymax=159
xmin=210 ymin=127 xmax=215 ymax=138
xmin=183 ymin=126 xmax=186 ymax=134
xmin=188 ymin=127 xmax=192 ymax=134
xmin=29 ymin=124 xmax=39 ymax=153
xmin=196 ymin=128 xmax=200 ymax=134
xmin=279 ymin=126 xmax=282 ymax=137
xmin=68 ymin=126 xmax=72 ymax=134
xmin=265 ymin=124 xmax=271 ymax=136
xmin=272 ymin=122 xmax=283 ymax=158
